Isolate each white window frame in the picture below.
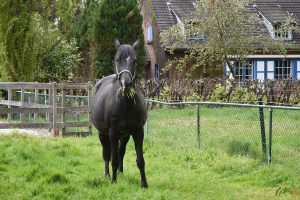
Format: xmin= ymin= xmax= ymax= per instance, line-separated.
xmin=147 ymin=23 xmax=153 ymax=43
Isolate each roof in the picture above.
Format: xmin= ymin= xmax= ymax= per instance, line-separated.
xmin=254 ymin=0 xmax=300 ymax=22
xmin=149 ymin=0 xmax=300 ymax=46
xmin=150 ymin=0 xmax=195 ymax=32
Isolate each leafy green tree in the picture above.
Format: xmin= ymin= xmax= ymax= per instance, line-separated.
xmin=0 ymin=0 xmax=80 ymax=81
xmin=87 ymin=0 xmax=146 ymax=79
xmin=161 ymin=0 xmax=299 ymax=78
xmin=38 ymin=39 xmax=82 ymax=82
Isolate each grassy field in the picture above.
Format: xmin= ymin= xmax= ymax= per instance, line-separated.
xmin=0 ymin=106 xmax=299 ymax=199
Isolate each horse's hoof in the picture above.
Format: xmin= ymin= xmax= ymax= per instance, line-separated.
xmin=105 ymin=173 xmax=110 ymax=178
xmin=141 ymin=182 xmax=148 ymax=188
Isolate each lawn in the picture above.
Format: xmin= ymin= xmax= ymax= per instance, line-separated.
xmin=0 ymin=106 xmax=299 ymax=199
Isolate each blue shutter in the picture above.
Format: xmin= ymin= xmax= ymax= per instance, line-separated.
xmin=292 ymin=59 xmax=297 ymax=79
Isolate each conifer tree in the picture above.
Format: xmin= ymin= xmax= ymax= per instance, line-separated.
xmin=93 ymin=0 xmax=146 ymax=78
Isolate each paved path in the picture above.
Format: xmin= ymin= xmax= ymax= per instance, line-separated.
xmin=0 ymin=122 xmax=50 ymax=137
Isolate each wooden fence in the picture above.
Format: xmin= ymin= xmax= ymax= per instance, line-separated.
xmin=0 ymin=82 xmax=93 ymax=136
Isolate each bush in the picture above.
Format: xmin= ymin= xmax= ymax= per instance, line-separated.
xmin=211 ymin=84 xmax=227 ymax=101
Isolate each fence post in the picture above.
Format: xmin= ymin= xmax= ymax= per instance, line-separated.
xmin=268 ymin=107 xmax=273 ymax=164
xmin=146 ymin=99 xmax=149 ymax=135
xmin=8 ymin=89 xmax=11 ymax=120
xmin=20 ymin=88 xmax=25 ymax=123
xmin=88 ymin=81 xmax=93 ymax=136
xmin=61 ymin=84 xmax=66 ymax=136
xmin=34 ymin=88 xmax=38 ymax=122
xmin=197 ymin=103 xmax=200 ymax=149
xmin=52 ymin=83 xmax=57 ymax=136
xmin=258 ymin=100 xmax=267 ymax=158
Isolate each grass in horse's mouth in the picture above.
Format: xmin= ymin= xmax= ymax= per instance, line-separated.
xmin=117 ymin=86 xmax=135 ymax=100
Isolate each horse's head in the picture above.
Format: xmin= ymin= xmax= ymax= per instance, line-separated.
xmin=114 ymin=39 xmax=139 ymax=89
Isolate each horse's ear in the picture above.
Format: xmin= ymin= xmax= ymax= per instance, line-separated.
xmin=133 ymin=40 xmax=139 ymax=50
xmin=115 ymin=39 xmax=121 ymax=50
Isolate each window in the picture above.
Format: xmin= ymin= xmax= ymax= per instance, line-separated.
xmin=225 ymin=61 xmax=252 ymax=81
xmin=154 ymin=64 xmax=159 ymax=80
xmin=275 ymin=60 xmax=292 ymax=79
xmin=273 ymin=24 xmax=292 ymax=40
xmin=189 ymin=33 xmax=204 ymax=40
xmin=235 ymin=62 xmax=253 ymax=81
xmin=147 ymin=23 xmax=153 ymax=43
xmin=235 ymin=62 xmax=243 ymax=81
xmin=255 ymin=61 xmax=274 ymax=81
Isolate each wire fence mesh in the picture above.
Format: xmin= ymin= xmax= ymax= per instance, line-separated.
xmin=146 ymin=100 xmax=300 ymax=167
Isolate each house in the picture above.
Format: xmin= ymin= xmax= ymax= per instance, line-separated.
xmin=140 ymin=0 xmax=300 ymax=81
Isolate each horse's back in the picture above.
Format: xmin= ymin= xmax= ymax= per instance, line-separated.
xmin=91 ymin=75 xmax=117 ymax=132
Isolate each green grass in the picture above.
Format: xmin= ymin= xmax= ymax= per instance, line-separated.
xmin=0 ymin=106 xmax=299 ymax=199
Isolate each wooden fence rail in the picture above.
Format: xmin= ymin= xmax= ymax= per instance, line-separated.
xmin=0 ymin=82 xmax=93 ymax=137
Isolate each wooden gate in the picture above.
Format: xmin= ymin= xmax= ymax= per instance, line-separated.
xmin=0 ymin=82 xmax=93 ymax=136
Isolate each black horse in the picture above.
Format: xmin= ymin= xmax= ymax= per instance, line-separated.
xmin=91 ymin=40 xmax=148 ymax=187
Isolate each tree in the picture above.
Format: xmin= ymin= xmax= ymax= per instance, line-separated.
xmin=161 ymin=0 xmax=299 ymax=78
xmin=38 ymin=38 xmax=82 ymax=83
xmin=93 ymin=0 xmax=146 ymax=79
xmin=0 ymin=0 xmax=81 ymax=81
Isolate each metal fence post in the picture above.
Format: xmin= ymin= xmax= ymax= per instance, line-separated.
xmin=146 ymin=100 xmax=149 ymax=135
xmin=197 ymin=103 xmax=200 ymax=149
xmin=258 ymin=100 xmax=267 ymax=158
xmin=268 ymin=107 xmax=273 ymax=164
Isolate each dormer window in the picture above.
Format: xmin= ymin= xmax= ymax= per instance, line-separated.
xmin=189 ymin=33 xmax=204 ymax=40
xmin=273 ymin=24 xmax=292 ymax=40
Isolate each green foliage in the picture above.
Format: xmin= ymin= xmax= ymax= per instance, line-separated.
xmin=70 ymin=0 xmax=146 ymax=80
xmin=211 ymin=84 xmax=227 ymax=101
xmin=93 ymin=0 xmax=146 ymax=79
xmin=210 ymin=84 xmax=258 ymax=103
xmin=0 ymin=0 xmax=80 ymax=81
xmin=38 ymin=38 xmax=82 ymax=82
xmin=186 ymin=91 xmax=202 ymax=102
xmin=160 ymin=85 xmax=171 ymax=102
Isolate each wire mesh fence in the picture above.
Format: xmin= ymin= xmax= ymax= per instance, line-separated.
xmin=146 ymin=100 xmax=300 ymax=166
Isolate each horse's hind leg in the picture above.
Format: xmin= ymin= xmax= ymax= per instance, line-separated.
xmin=132 ymin=127 xmax=148 ymax=188
xmin=99 ymin=133 xmax=111 ymax=177
xmin=118 ymin=136 xmax=130 ymax=173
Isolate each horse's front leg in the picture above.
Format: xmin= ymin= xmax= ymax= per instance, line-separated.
xmin=132 ymin=127 xmax=148 ymax=188
xmin=118 ymin=136 xmax=130 ymax=173
xmin=109 ymin=127 xmax=119 ymax=183
xmin=99 ymin=133 xmax=111 ymax=177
